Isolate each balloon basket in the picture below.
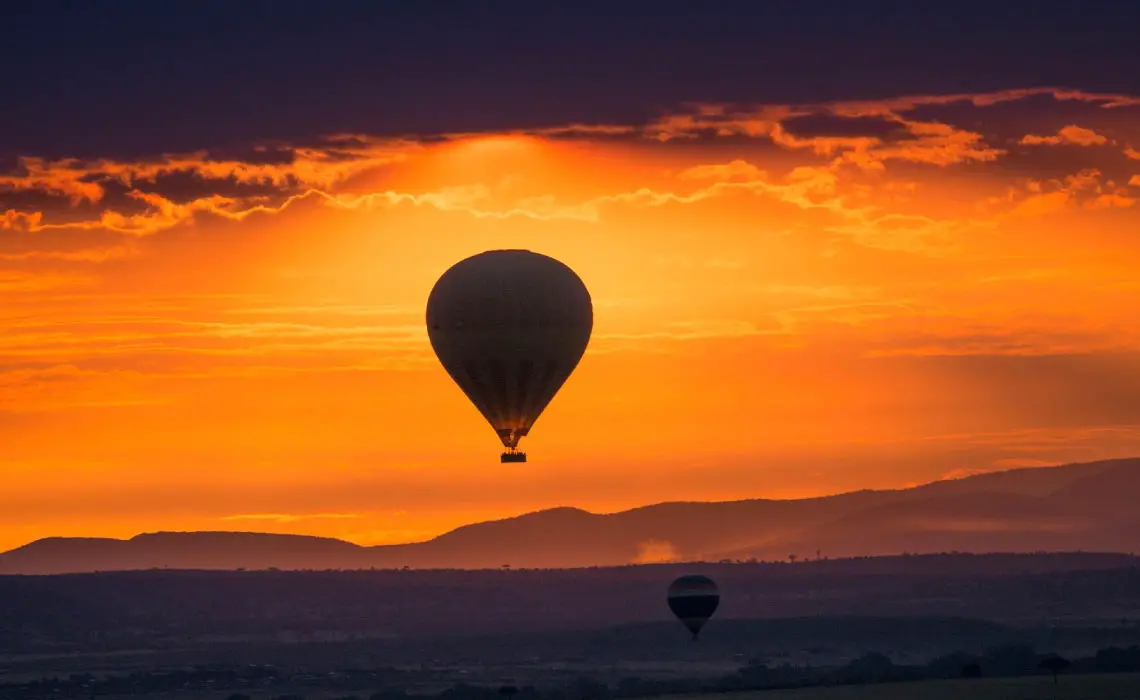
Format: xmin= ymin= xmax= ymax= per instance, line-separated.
xmin=500 ymin=450 xmax=527 ymax=463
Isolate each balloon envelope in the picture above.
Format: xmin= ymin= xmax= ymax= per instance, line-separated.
xmin=426 ymin=250 xmax=593 ymax=455
xmin=667 ymin=574 xmax=720 ymax=639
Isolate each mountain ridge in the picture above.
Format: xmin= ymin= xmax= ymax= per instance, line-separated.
xmin=4 ymin=457 xmax=1139 ymax=574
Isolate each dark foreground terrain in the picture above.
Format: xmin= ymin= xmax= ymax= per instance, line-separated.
xmin=5 ymin=553 xmax=1140 ymax=654
xmin=5 ymin=635 xmax=1140 ymax=700
xmin=4 ymin=553 xmax=1140 ymax=698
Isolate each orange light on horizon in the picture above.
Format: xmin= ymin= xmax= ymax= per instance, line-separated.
xmin=1 ymin=87 xmax=1140 ymax=551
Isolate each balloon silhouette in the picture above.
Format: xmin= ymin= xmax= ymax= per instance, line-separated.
xmin=667 ymin=574 xmax=720 ymax=640
xmin=426 ymin=250 xmax=593 ymax=463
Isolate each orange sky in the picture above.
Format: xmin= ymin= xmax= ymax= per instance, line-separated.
xmin=3 ymin=87 xmax=1140 ymax=551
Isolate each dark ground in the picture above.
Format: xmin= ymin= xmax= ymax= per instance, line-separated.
xmin=4 ymin=553 xmax=1140 ymax=697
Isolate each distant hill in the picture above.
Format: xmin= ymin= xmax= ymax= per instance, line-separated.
xmin=0 ymin=532 xmax=367 ymax=575
xmin=3 ymin=457 xmax=1140 ymax=574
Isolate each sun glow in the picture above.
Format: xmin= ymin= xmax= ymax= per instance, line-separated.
xmin=2 ymin=88 xmax=1140 ymax=549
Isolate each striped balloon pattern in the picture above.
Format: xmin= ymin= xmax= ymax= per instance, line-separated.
xmin=667 ymin=574 xmax=720 ymax=640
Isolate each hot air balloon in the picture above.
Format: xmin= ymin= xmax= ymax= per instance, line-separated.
xmin=667 ymin=574 xmax=719 ymax=640
xmin=426 ymin=250 xmax=593 ymax=463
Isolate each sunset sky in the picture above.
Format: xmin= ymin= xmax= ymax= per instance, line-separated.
xmin=4 ymin=2 xmax=1140 ymax=551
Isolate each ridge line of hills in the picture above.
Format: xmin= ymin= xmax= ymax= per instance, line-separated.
xmin=5 ymin=457 xmax=1140 ymax=575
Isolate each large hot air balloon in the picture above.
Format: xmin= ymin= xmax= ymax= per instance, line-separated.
xmin=667 ymin=574 xmax=720 ymax=640
xmin=426 ymin=250 xmax=593 ymax=463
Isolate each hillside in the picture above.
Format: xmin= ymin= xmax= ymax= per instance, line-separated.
xmin=2 ymin=458 xmax=1139 ymax=574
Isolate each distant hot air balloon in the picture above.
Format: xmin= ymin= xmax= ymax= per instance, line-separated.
xmin=426 ymin=250 xmax=593 ymax=463
xmin=667 ymin=574 xmax=720 ymax=640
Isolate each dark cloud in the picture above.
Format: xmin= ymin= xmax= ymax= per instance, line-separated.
xmin=0 ymin=188 xmax=77 ymax=213
xmin=904 ymin=94 xmax=1140 ymax=146
xmin=118 ymin=170 xmax=294 ymax=204
xmin=781 ymin=113 xmax=911 ymax=140
xmin=188 ymin=147 xmax=301 ymax=166
xmin=0 ymin=174 xmax=288 ymax=228
xmin=994 ymin=146 xmax=1137 ymax=185
xmin=4 ymin=1 xmax=1140 ymax=158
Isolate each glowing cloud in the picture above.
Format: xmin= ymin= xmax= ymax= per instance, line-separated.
xmin=1020 ymin=125 xmax=1112 ymax=147
xmin=3 ymin=85 xmax=1140 ymax=550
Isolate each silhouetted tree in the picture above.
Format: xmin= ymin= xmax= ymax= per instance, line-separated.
xmin=1093 ymin=645 xmax=1140 ymax=673
xmin=570 ymin=676 xmax=608 ymax=700
xmin=439 ymin=683 xmax=487 ymax=700
xmin=498 ymin=685 xmax=518 ymax=699
xmin=840 ymin=651 xmax=895 ymax=683
xmin=984 ymin=644 xmax=1038 ymax=675
xmin=960 ymin=663 xmax=982 ymax=679
xmin=1039 ymin=655 xmax=1071 ymax=683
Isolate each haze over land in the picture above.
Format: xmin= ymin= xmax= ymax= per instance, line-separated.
xmin=5 ymin=551 xmax=1140 ymax=692
xmin=6 ymin=458 xmax=1140 ymax=575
